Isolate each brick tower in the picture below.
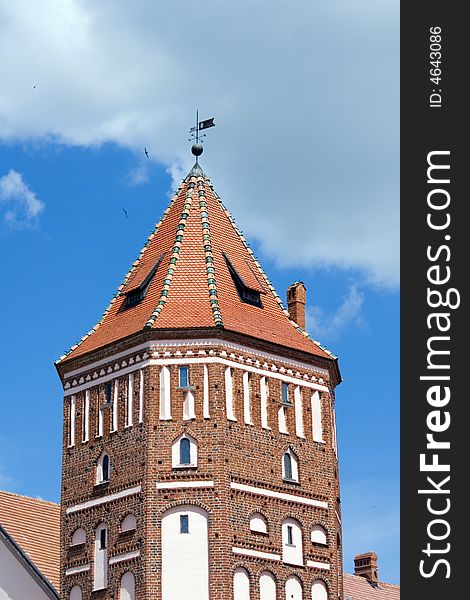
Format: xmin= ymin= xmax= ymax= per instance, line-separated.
xmin=55 ymin=145 xmax=343 ymax=600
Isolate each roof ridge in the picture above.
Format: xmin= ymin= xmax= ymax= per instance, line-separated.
xmin=56 ymin=185 xmax=183 ymax=363
xmin=210 ymin=186 xmax=336 ymax=359
xmin=198 ymin=178 xmax=223 ymax=327
xmin=145 ymin=183 xmax=194 ymax=328
xmin=0 ymin=490 xmax=59 ymax=507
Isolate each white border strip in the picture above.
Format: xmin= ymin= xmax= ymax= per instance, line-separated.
xmin=232 ymin=547 xmax=281 ymax=561
xmin=335 ymin=510 xmax=342 ymax=525
xmin=230 ymin=482 xmax=328 ymax=509
xmin=307 ymin=560 xmax=331 ymax=570
xmin=156 ymin=480 xmax=214 ymax=490
xmin=65 ymin=564 xmax=90 ymax=576
xmin=63 ymin=338 xmax=329 ymax=379
xmin=109 ymin=550 xmax=140 ymax=565
xmin=66 ymin=485 xmax=141 ymax=514
xmin=64 ymin=356 xmax=329 ymax=397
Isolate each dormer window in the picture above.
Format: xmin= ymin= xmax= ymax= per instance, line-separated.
xmin=223 ymin=252 xmax=262 ymax=307
xmin=124 ymin=253 xmax=165 ymax=308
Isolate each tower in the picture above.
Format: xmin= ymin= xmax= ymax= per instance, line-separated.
xmin=55 ymin=144 xmax=343 ymax=600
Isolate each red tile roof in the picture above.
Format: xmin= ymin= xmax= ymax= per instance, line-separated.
xmin=343 ymin=573 xmax=400 ymax=600
xmin=0 ymin=491 xmax=60 ymax=591
xmin=58 ymin=168 xmax=335 ymax=364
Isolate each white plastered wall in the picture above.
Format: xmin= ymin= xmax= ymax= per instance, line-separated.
xmin=161 ymin=506 xmax=209 ymax=600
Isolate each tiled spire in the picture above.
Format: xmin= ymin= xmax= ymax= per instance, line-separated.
xmin=57 ymin=165 xmax=334 ymax=363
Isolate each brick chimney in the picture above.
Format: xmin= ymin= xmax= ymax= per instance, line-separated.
xmin=287 ymin=281 xmax=307 ymax=330
xmin=354 ymin=552 xmax=379 ymax=584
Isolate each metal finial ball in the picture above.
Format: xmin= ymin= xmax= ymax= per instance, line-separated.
xmin=191 ymin=143 xmax=203 ymax=157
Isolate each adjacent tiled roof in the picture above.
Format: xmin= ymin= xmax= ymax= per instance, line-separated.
xmin=0 ymin=491 xmax=60 ymax=591
xmin=343 ymin=573 xmax=400 ymax=600
xmin=58 ymin=165 xmax=335 ymax=363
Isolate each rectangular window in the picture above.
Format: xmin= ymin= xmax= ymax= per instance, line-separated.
xmin=83 ymin=390 xmax=90 ymax=442
xmin=180 ymin=514 xmax=189 ymax=534
xmin=105 ymin=382 xmax=112 ymax=404
xmin=69 ymin=395 xmax=76 ymax=447
xmin=99 ymin=528 xmax=107 ymax=550
xmin=179 ymin=366 xmax=189 ymax=388
xmin=287 ymin=525 xmax=293 ymax=545
xmin=281 ymin=382 xmax=290 ymax=405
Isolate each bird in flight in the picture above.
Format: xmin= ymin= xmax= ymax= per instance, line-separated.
xmin=144 ymin=147 xmax=149 ymax=158
xmin=122 ymin=208 xmax=128 ymax=218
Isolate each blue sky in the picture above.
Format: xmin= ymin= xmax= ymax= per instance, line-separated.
xmin=0 ymin=0 xmax=399 ymax=585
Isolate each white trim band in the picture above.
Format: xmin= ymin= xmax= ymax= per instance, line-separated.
xmin=232 ymin=547 xmax=281 ymax=562
xmin=307 ymin=560 xmax=331 ymax=570
xmin=156 ymin=480 xmax=214 ymax=490
xmin=65 ymin=564 xmax=90 ymax=576
xmin=230 ymin=482 xmax=328 ymax=509
xmin=63 ymin=338 xmax=329 ymax=379
xmin=64 ymin=356 xmax=329 ymax=397
xmin=66 ymin=485 xmax=141 ymax=514
xmin=109 ymin=550 xmax=140 ymax=565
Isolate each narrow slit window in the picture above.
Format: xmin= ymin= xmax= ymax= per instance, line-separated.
xmin=99 ymin=528 xmax=107 ymax=550
xmin=180 ymin=514 xmax=189 ymax=534
xmin=284 ymin=452 xmax=293 ymax=480
xmin=102 ymin=455 xmax=110 ymax=481
xmin=104 ymin=382 xmax=112 ymax=405
xmin=287 ymin=525 xmax=294 ymax=546
xmin=281 ymin=382 xmax=290 ymax=405
xmin=179 ymin=366 xmax=189 ymax=388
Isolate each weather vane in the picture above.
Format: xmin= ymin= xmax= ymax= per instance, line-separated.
xmin=188 ymin=110 xmax=215 ymax=159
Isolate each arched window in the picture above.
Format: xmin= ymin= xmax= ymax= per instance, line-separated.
xmin=285 ymin=575 xmax=303 ymax=600
xmin=282 ymin=519 xmax=303 ymax=566
xmin=233 ymin=567 xmax=250 ymax=600
xmin=121 ymin=513 xmax=137 ymax=532
xmin=119 ymin=571 xmax=135 ymax=600
xmin=70 ymin=586 xmax=82 ymax=600
xmin=180 ymin=437 xmax=191 ymax=465
xmin=282 ymin=449 xmax=299 ymax=482
xmin=259 ymin=571 xmax=276 ymax=600
xmin=284 ymin=453 xmax=292 ymax=480
xmin=96 ymin=452 xmax=110 ymax=484
xmin=311 ymin=579 xmax=328 ymax=600
xmin=311 ymin=525 xmax=327 ymax=545
xmin=93 ymin=523 xmax=108 ymax=590
xmin=71 ymin=528 xmax=86 ymax=546
xmin=249 ymin=513 xmax=268 ymax=534
xmin=172 ymin=433 xmax=197 ymax=468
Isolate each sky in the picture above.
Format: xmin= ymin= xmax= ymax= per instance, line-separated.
xmin=0 ymin=0 xmax=399 ymax=585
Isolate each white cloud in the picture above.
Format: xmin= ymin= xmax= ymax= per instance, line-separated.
xmin=307 ymin=285 xmax=365 ymax=342
xmin=0 ymin=169 xmax=44 ymax=226
xmin=126 ymin=162 xmax=150 ymax=186
xmin=0 ymin=0 xmax=398 ymax=284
